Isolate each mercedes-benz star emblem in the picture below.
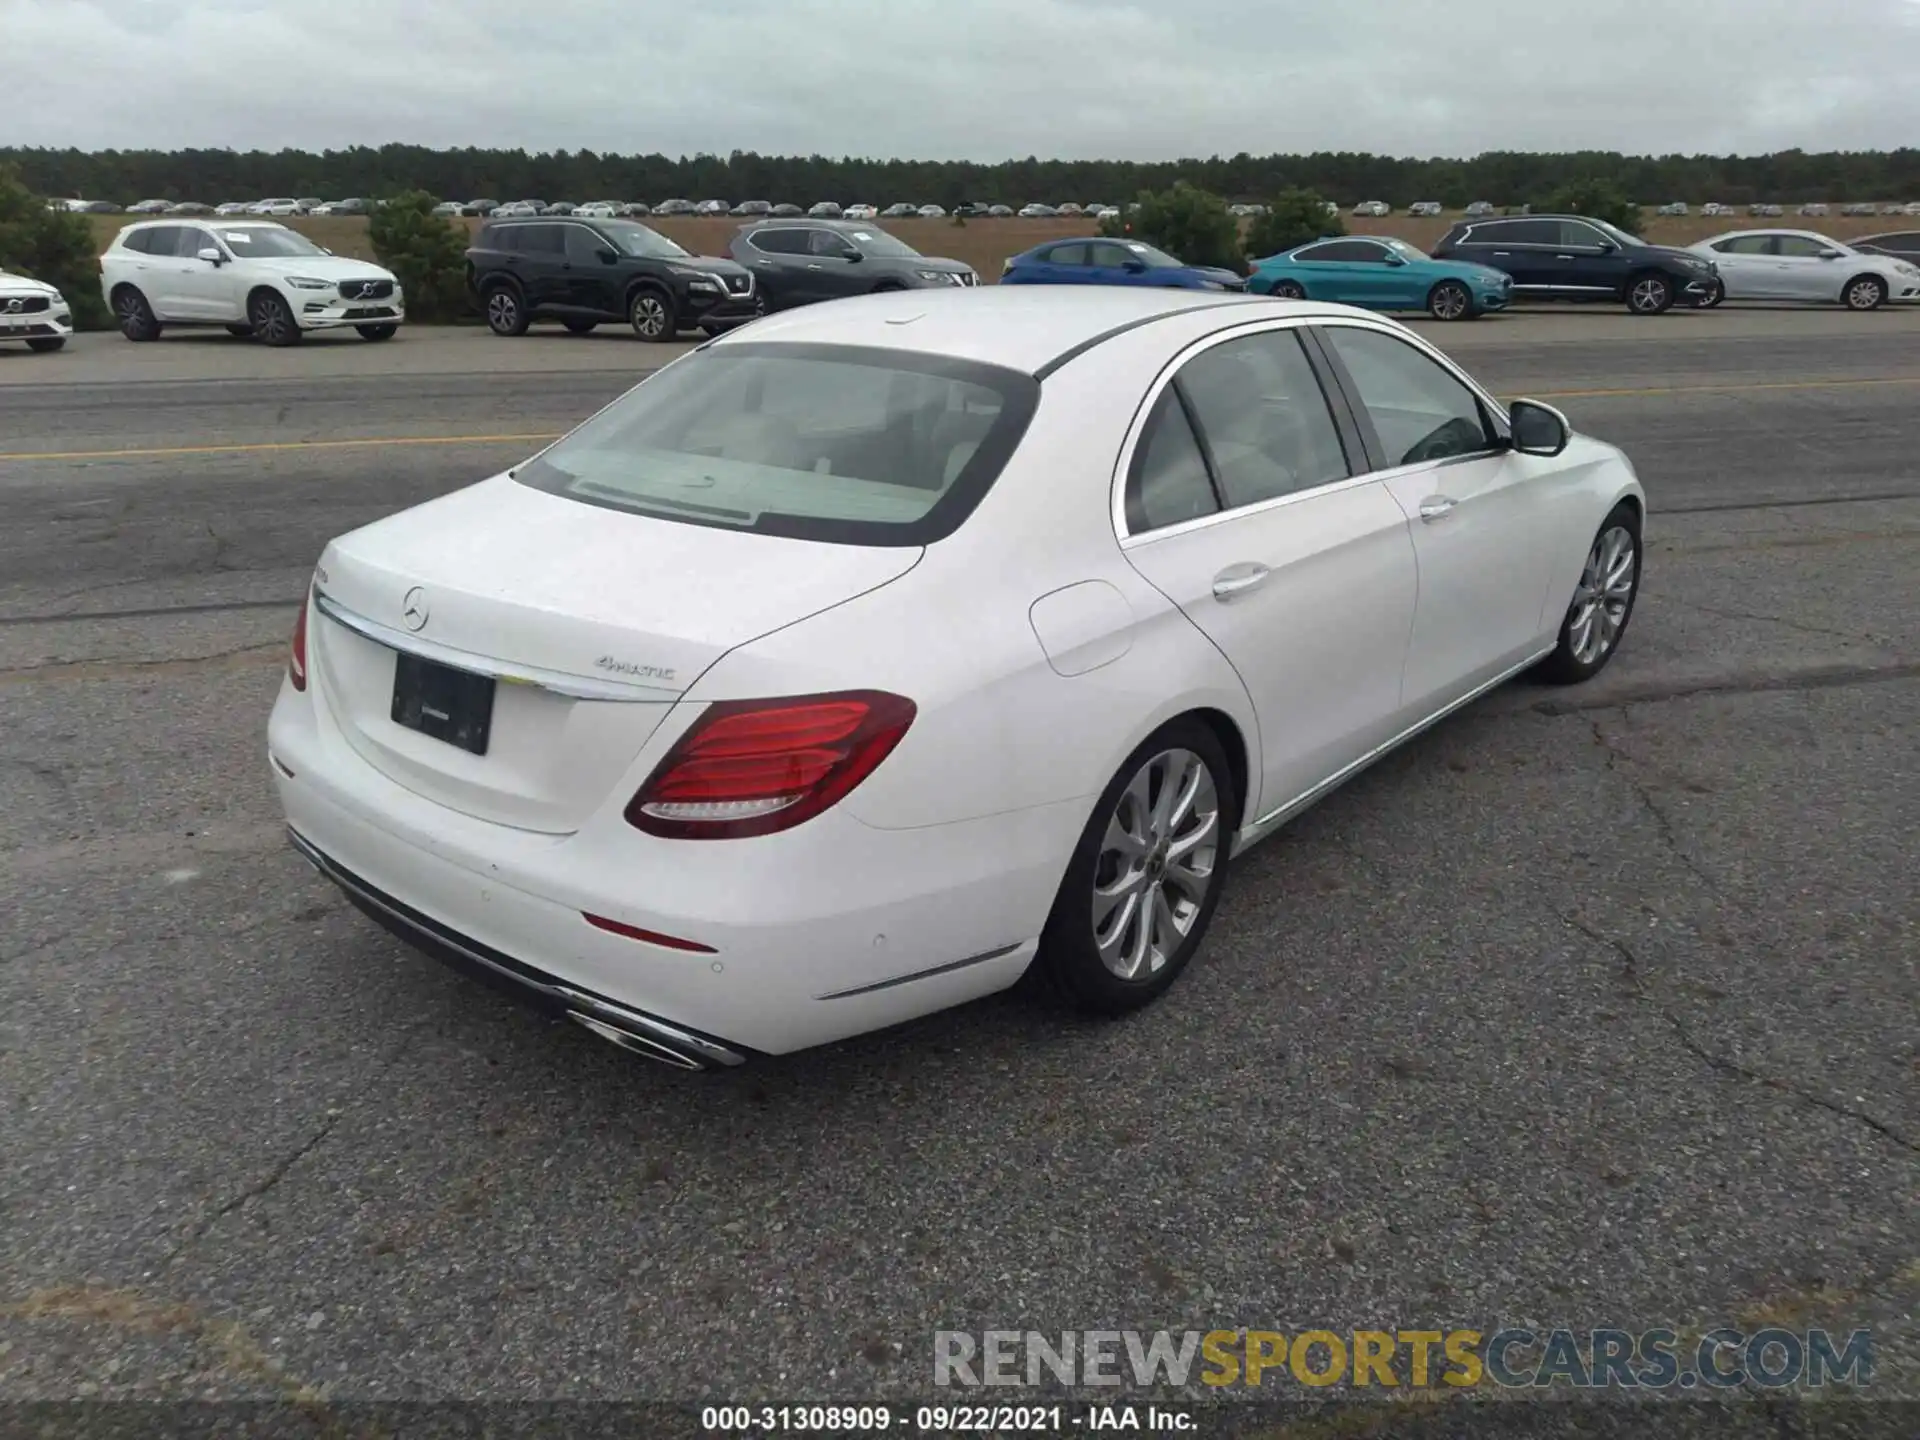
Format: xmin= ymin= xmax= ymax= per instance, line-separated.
xmin=401 ymin=586 xmax=429 ymax=632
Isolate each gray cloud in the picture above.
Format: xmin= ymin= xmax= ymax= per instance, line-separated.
xmin=10 ymin=0 xmax=1920 ymax=158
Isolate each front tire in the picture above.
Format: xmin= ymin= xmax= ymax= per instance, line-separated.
xmin=26 ymin=336 xmax=66 ymax=352
xmin=484 ymin=284 xmax=530 ymax=336
xmin=1031 ymin=720 xmax=1239 ymax=1015
xmin=1843 ymin=274 xmax=1887 ymax=311
xmin=628 ymin=286 xmax=676 ymax=341
xmin=1427 ymin=280 xmax=1473 ymax=321
xmin=1625 ymin=273 xmax=1675 ymax=315
xmin=1536 ymin=504 xmax=1642 ymax=685
xmin=355 ymin=324 xmax=398 ymax=341
xmin=1270 ymin=279 xmax=1307 ymax=300
xmin=248 ymin=290 xmax=301 ymax=346
xmin=114 ymin=286 xmax=161 ymax=342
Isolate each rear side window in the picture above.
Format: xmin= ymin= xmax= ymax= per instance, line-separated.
xmin=517 ymin=225 xmax=563 ymax=255
xmin=1714 ymin=235 xmax=1774 ymax=254
xmin=119 ymin=228 xmax=159 ymax=255
xmin=1125 ymin=390 xmax=1219 ymax=533
xmin=748 ymin=228 xmax=808 ymax=255
xmin=513 ymin=343 xmax=1040 ymax=547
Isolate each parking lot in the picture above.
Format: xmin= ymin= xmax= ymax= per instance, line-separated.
xmin=1 ymin=307 xmax=1915 ymax=1416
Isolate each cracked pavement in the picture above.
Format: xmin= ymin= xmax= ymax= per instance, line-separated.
xmin=0 ymin=318 xmax=1914 ymax=1417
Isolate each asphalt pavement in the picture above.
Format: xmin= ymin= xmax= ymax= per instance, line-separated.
xmin=0 ymin=308 xmax=1914 ymax=1420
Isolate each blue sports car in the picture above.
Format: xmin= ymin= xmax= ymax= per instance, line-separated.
xmin=1000 ymin=236 xmax=1246 ymax=291
xmin=1247 ymin=236 xmax=1512 ymax=319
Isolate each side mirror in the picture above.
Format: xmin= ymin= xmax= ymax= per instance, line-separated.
xmin=1508 ymin=399 xmax=1570 ymax=458
xmin=1818 ymin=248 xmax=1843 ymax=260
xmin=599 ymin=247 xmax=619 ymax=263
xmin=197 ymin=247 xmax=223 ymax=265
xmin=1122 ymin=259 xmax=1147 ymax=273
xmin=1383 ymin=253 xmax=1406 ymax=266
xmin=1595 ymin=241 xmax=1617 ymax=253
xmin=841 ymin=249 xmax=862 ymax=263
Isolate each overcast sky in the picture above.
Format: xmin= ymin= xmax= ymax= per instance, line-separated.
xmin=9 ymin=0 xmax=1920 ymax=159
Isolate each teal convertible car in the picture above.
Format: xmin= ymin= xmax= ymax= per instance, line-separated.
xmin=1247 ymin=236 xmax=1513 ymax=319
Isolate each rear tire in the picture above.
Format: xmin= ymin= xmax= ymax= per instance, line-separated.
xmin=484 ymin=284 xmax=530 ymax=336
xmin=355 ymin=324 xmax=398 ymax=341
xmin=26 ymin=336 xmax=66 ymax=352
xmin=1536 ymin=503 xmax=1642 ymax=685
xmin=114 ymin=286 xmax=161 ymax=342
xmin=248 ymin=290 xmax=301 ymax=346
xmin=1843 ymin=274 xmax=1887 ymax=311
xmin=1427 ymin=279 xmax=1473 ymax=320
xmin=629 ymin=286 xmax=676 ymax=341
xmin=563 ymin=318 xmax=598 ymax=334
xmin=1030 ymin=720 xmax=1239 ymax=1015
xmin=1625 ymin=273 xmax=1674 ymax=315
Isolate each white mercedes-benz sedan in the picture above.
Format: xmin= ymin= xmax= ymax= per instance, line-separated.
xmin=269 ymin=287 xmax=1646 ymax=1069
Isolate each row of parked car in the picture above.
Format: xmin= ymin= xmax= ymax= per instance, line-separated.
xmin=13 ymin=207 xmax=1919 ymax=361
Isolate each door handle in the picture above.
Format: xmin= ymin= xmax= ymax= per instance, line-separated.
xmin=1418 ymin=496 xmax=1457 ymax=522
xmin=1211 ymin=563 xmax=1270 ymax=600
xmin=805 ymin=263 xmax=824 ymax=271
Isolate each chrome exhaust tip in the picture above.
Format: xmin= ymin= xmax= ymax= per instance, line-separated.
xmin=567 ymin=1011 xmax=707 ymax=1070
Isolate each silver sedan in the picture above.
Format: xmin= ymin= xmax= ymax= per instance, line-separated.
xmin=1688 ymin=229 xmax=1920 ymax=310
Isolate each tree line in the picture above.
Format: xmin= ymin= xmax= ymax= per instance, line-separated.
xmin=8 ymin=144 xmax=1919 ymax=209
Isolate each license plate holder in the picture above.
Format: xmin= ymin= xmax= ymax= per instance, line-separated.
xmin=391 ymin=653 xmax=494 ymax=755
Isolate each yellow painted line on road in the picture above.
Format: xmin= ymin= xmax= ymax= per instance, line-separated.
xmin=0 ymin=431 xmax=563 ymax=463
xmin=4 ymin=376 xmax=1918 ymax=464
xmin=1521 ymin=375 xmax=1920 ymax=400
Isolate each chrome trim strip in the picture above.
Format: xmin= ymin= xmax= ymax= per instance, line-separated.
xmin=287 ymin=828 xmax=746 ymax=1067
xmin=1231 ymin=645 xmax=1556 ymax=857
xmin=311 ymin=589 xmax=679 ymax=703
xmin=814 ymin=941 xmax=1026 ymax=1000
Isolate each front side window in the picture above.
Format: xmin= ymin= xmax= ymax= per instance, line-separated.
xmin=564 ymin=225 xmax=609 ymax=263
xmin=1554 ymin=221 xmax=1611 ymax=248
xmin=1044 ymin=243 xmax=1090 ymax=266
xmin=217 ymin=226 xmax=325 ymax=258
xmin=1774 ymin=235 xmax=1832 ymax=258
xmin=807 ymin=229 xmax=859 ymax=258
xmin=600 ymin=220 xmax=690 ymax=259
xmin=1086 ymin=241 xmax=1138 ymax=268
xmin=1125 ymin=389 xmax=1219 ymax=533
xmin=514 ymin=343 xmax=1039 ymax=546
xmin=177 ymin=228 xmax=221 ymax=259
xmin=1321 ymin=326 xmax=1498 ymax=468
xmin=1176 ymin=329 xmax=1352 ymax=508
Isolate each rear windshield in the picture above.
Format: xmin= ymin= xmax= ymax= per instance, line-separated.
xmin=513 ymin=343 xmax=1040 ymax=546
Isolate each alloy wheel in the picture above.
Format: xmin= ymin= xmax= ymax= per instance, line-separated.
xmin=632 ymin=294 xmax=669 ymax=338
xmin=251 ymin=295 xmax=295 ymax=345
xmin=1430 ymin=282 xmax=1470 ymax=320
xmin=1273 ymin=280 xmax=1306 ymax=300
xmin=1629 ymin=278 xmax=1670 ymax=314
xmin=1845 ymin=278 xmax=1884 ymax=311
xmin=487 ymin=291 xmax=519 ymax=332
xmin=1090 ymin=747 xmax=1222 ymax=981
xmin=1568 ymin=525 xmax=1637 ymax=665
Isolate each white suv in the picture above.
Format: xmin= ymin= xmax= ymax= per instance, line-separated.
xmin=100 ymin=220 xmax=405 ymax=346
xmin=0 ymin=269 xmax=73 ymax=352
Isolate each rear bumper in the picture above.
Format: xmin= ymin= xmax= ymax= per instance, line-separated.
xmin=287 ymin=827 xmax=749 ymax=1069
xmin=266 ymin=673 xmax=1067 ymax=1061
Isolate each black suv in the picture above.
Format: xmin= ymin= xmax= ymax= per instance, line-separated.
xmin=1432 ymin=214 xmax=1717 ymax=314
xmin=725 ymin=219 xmax=977 ymax=312
xmin=465 ymin=216 xmax=759 ymax=341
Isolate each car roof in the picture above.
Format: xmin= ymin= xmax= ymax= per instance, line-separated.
xmin=122 ymin=217 xmax=287 ymax=229
xmin=704 ymin=287 xmax=1357 ymax=376
xmin=737 ymin=217 xmax=864 ymax=231
xmin=1699 ymin=228 xmax=1843 ymax=243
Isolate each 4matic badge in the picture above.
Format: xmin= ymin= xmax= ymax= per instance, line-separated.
xmin=595 ymin=655 xmax=677 ymax=683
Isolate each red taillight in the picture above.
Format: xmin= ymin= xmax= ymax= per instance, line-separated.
xmin=582 ymin=913 xmax=716 ymax=953
xmin=288 ymin=594 xmax=309 ymax=691
xmin=625 ymin=690 xmax=916 ymax=840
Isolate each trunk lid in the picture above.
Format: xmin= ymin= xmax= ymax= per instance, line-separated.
xmin=309 ymin=476 xmax=921 ymax=833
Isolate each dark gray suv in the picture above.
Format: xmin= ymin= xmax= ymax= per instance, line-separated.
xmin=726 ymin=219 xmax=978 ymax=311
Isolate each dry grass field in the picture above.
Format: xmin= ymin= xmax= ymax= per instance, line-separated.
xmin=83 ymin=210 xmax=1914 ymax=277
